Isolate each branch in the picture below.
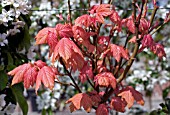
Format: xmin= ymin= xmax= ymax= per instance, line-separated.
xmin=60 ymin=58 xmax=82 ymax=93
xmin=87 ymin=76 xmax=95 ymax=89
xmin=88 ymin=0 xmax=91 ymax=9
xmin=70 ymin=37 xmax=93 ymax=60
xmin=108 ymin=0 xmax=113 ymax=4
xmin=100 ymin=0 xmax=102 ymax=4
xmin=117 ymin=0 xmax=145 ymax=83
xmin=151 ymin=22 xmax=166 ymax=35
xmin=149 ymin=6 xmax=158 ymax=28
xmin=101 ymin=0 xmax=145 ymax=103
xmin=67 ymin=0 xmax=72 ymax=25
xmin=55 ymin=80 xmax=75 ymax=87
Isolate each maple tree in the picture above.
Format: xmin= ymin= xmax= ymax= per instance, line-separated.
xmin=7 ymin=0 xmax=169 ymax=114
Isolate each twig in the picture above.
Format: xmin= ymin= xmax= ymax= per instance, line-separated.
xmin=67 ymin=0 xmax=72 ymax=25
xmin=55 ymin=80 xmax=75 ymax=87
xmin=151 ymin=22 xmax=166 ymax=35
xmin=60 ymin=58 xmax=82 ymax=93
xmin=108 ymin=0 xmax=113 ymax=4
xmin=101 ymin=0 xmax=145 ymax=103
xmin=149 ymin=6 xmax=158 ymax=28
xmin=87 ymin=76 xmax=95 ymax=89
xmin=88 ymin=0 xmax=91 ymax=9
xmin=100 ymin=0 xmax=102 ymax=4
xmin=117 ymin=0 xmax=145 ymax=83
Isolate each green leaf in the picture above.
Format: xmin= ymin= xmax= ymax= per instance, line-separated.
xmin=7 ymin=52 xmax=13 ymax=65
xmin=163 ymin=87 xmax=170 ymax=99
xmin=42 ymin=109 xmax=46 ymax=115
xmin=0 ymin=65 xmax=4 ymax=71
xmin=18 ymin=16 xmax=31 ymax=51
xmin=11 ymin=84 xmax=28 ymax=115
xmin=7 ymin=52 xmax=15 ymax=71
xmin=0 ymin=71 xmax=8 ymax=91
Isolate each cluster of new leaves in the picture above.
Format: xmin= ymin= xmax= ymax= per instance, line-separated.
xmin=8 ymin=1 xmax=168 ymax=114
xmin=8 ymin=60 xmax=57 ymax=93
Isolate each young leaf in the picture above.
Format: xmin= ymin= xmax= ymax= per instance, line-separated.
xmin=75 ymin=14 xmax=92 ymax=27
xmin=110 ymin=10 xmax=121 ymax=24
xmin=73 ymin=26 xmax=95 ymax=53
xmin=97 ymin=36 xmax=110 ymax=53
xmin=139 ymin=34 xmax=166 ymax=59
xmin=23 ymin=66 xmax=38 ymax=89
xmin=52 ymin=38 xmax=84 ymax=71
xmin=79 ymin=61 xmax=93 ymax=83
xmin=34 ymin=60 xmax=47 ymax=69
xmin=35 ymin=27 xmax=58 ymax=56
xmin=118 ymin=86 xmax=144 ymax=108
xmin=96 ymin=104 xmax=108 ymax=115
xmin=35 ymin=66 xmax=56 ymax=93
xmin=89 ymin=4 xmax=112 ymax=23
xmin=122 ymin=15 xmax=135 ymax=33
xmin=94 ymin=72 xmax=117 ymax=89
xmin=66 ymin=93 xmax=93 ymax=113
xmin=35 ymin=27 xmax=55 ymax=45
xmin=150 ymin=43 xmax=166 ymax=59
xmin=110 ymin=97 xmax=127 ymax=112
xmin=139 ymin=18 xmax=150 ymax=34
xmin=139 ymin=34 xmax=154 ymax=52
xmin=88 ymin=91 xmax=101 ymax=106
xmin=55 ymin=23 xmax=73 ymax=38
xmin=108 ymin=44 xmax=129 ymax=62
xmin=8 ymin=63 xmax=32 ymax=86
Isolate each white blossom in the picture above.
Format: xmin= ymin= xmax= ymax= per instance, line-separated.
xmin=8 ymin=27 xmax=20 ymax=36
xmin=0 ymin=94 xmax=6 ymax=109
xmin=0 ymin=33 xmax=8 ymax=46
xmin=27 ymin=46 xmax=36 ymax=60
xmin=0 ymin=9 xmax=15 ymax=26
xmin=36 ymin=88 xmax=59 ymax=111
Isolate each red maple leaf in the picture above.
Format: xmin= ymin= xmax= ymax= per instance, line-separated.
xmin=96 ymin=104 xmax=108 ymax=115
xmin=34 ymin=60 xmax=47 ymax=69
xmin=52 ymin=38 xmax=84 ymax=71
xmin=89 ymin=4 xmax=112 ymax=23
xmin=35 ymin=66 xmax=56 ymax=93
xmin=139 ymin=34 xmax=166 ymax=59
xmin=8 ymin=61 xmax=57 ymax=93
xmin=110 ymin=10 xmax=121 ymax=24
xmin=35 ymin=27 xmax=58 ymax=56
xmin=122 ymin=15 xmax=135 ymax=33
xmin=108 ymin=44 xmax=129 ymax=62
xmin=8 ymin=63 xmax=32 ymax=86
xmin=118 ymin=86 xmax=144 ymax=108
xmin=94 ymin=72 xmax=117 ymax=89
xmin=97 ymin=36 xmax=110 ymax=53
xmin=73 ymin=26 xmax=96 ymax=53
xmin=23 ymin=66 xmax=38 ymax=89
xmin=150 ymin=43 xmax=166 ymax=59
xmin=56 ymin=23 xmax=73 ymax=38
xmin=79 ymin=61 xmax=93 ymax=83
xmin=35 ymin=27 xmax=56 ymax=45
xmin=88 ymin=91 xmax=101 ymax=106
xmin=66 ymin=93 xmax=93 ymax=113
xmin=75 ymin=14 xmax=93 ymax=27
xmin=139 ymin=18 xmax=150 ymax=34
xmin=110 ymin=97 xmax=127 ymax=112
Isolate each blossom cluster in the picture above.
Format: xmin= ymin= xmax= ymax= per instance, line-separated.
xmin=0 ymin=0 xmax=30 ymax=46
xmin=36 ymin=83 xmax=61 ymax=111
xmin=126 ymin=47 xmax=170 ymax=92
